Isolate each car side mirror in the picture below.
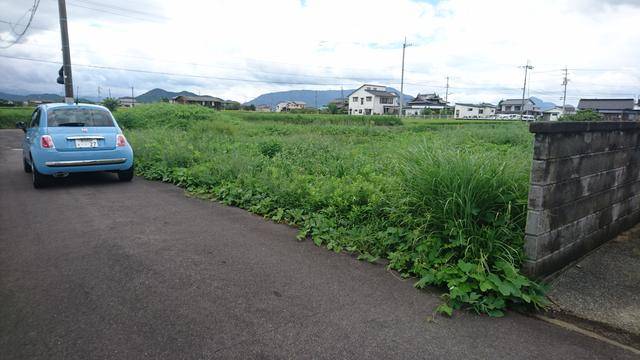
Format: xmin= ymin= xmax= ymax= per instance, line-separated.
xmin=16 ymin=122 xmax=27 ymax=133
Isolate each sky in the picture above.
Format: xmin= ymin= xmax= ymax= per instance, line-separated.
xmin=0 ymin=0 xmax=639 ymax=105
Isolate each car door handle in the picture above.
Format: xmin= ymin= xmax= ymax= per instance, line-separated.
xmin=26 ymin=136 xmax=30 ymax=140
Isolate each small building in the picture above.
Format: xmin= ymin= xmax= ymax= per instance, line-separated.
xmin=404 ymin=93 xmax=450 ymax=116
xmin=454 ymin=103 xmax=496 ymax=119
xmin=275 ymin=101 xmax=306 ymax=112
xmin=497 ymin=98 xmax=537 ymax=115
xmin=577 ymin=98 xmax=640 ymax=121
xmin=541 ymin=107 xmax=565 ymax=121
xmin=327 ymin=98 xmax=348 ymax=113
xmin=348 ymin=84 xmax=398 ymax=115
xmin=118 ymin=97 xmax=137 ymax=108
xmin=171 ymin=95 xmax=223 ymax=109
xmin=255 ymin=104 xmax=272 ymax=112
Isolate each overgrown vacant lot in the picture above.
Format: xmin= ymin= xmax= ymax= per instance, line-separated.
xmin=125 ymin=104 xmax=548 ymax=314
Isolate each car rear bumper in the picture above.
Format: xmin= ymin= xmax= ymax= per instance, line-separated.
xmin=33 ymin=147 xmax=133 ymax=175
xmin=45 ymin=158 xmax=127 ymax=167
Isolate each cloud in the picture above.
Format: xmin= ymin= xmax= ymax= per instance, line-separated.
xmin=0 ymin=0 xmax=638 ymax=104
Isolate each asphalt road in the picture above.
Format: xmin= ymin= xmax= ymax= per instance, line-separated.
xmin=0 ymin=129 xmax=634 ymax=359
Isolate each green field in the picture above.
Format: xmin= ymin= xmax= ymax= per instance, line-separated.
xmin=0 ymin=104 xmax=545 ymax=315
xmin=117 ymin=104 xmax=545 ymax=316
xmin=0 ymin=106 xmax=34 ymax=128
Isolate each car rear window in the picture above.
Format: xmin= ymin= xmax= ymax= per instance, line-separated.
xmin=47 ymin=108 xmax=115 ymax=127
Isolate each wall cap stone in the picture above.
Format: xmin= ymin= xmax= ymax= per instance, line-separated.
xmin=530 ymin=121 xmax=640 ymax=134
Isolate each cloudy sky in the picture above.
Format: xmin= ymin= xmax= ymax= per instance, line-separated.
xmin=0 ymin=0 xmax=639 ymax=104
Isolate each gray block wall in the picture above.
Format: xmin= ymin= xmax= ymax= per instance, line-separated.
xmin=524 ymin=122 xmax=640 ymax=277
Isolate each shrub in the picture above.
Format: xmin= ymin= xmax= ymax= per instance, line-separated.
xmin=559 ymin=109 xmax=603 ymax=122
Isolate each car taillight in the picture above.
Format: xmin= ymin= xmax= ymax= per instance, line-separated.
xmin=41 ymin=135 xmax=55 ymax=149
xmin=116 ymin=134 xmax=127 ymax=147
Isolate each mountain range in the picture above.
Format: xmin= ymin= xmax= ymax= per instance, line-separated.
xmin=244 ymin=88 xmax=413 ymax=108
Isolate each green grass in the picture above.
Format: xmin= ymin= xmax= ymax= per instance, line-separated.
xmin=115 ymin=104 xmax=546 ymax=316
xmin=0 ymin=107 xmax=34 ymax=128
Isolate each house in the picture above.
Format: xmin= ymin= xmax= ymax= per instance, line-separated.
xmin=497 ymin=98 xmax=537 ymax=115
xmin=327 ymin=98 xmax=348 ymax=113
xmin=577 ymin=98 xmax=640 ymax=121
xmin=118 ymin=97 xmax=137 ymax=108
xmin=454 ymin=103 xmax=496 ymax=119
xmin=404 ymin=93 xmax=450 ymax=116
xmin=171 ymin=95 xmax=223 ymax=109
xmin=275 ymin=101 xmax=306 ymax=112
xmin=541 ymin=107 xmax=564 ymax=121
xmin=256 ymin=104 xmax=272 ymax=112
xmin=348 ymin=84 xmax=398 ymax=115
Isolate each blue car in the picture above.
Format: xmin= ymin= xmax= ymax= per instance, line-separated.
xmin=16 ymin=103 xmax=134 ymax=188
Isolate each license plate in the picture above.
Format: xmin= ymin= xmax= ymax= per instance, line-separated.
xmin=75 ymin=139 xmax=99 ymax=148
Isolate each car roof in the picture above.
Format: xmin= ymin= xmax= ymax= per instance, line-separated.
xmin=41 ymin=103 xmax=110 ymax=112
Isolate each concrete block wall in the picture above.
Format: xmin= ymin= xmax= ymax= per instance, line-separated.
xmin=524 ymin=122 xmax=640 ymax=277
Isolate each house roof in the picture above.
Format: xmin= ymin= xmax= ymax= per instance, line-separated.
xmin=455 ymin=102 xmax=496 ymax=108
xmin=499 ymin=98 xmax=534 ymax=106
xmin=577 ymin=98 xmax=636 ymax=111
xmin=173 ymin=95 xmax=223 ymax=102
xmin=365 ymin=89 xmax=397 ymax=97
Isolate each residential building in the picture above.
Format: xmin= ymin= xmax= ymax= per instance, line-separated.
xmin=497 ymin=98 xmax=536 ymax=115
xmin=577 ymin=98 xmax=640 ymax=121
xmin=118 ymin=96 xmax=137 ymax=108
xmin=454 ymin=103 xmax=496 ymax=119
xmin=348 ymin=84 xmax=398 ymax=115
xmin=256 ymin=104 xmax=272 ymax=112
xmin=404 ymin=93 xmax=450 ymax=116
xmin=327 ymin=98 xmax=348 ymax=113
xmin=275 ymin=101 xmax=306 ymax=112
xmin=171 ymin=95 xmax=223 ymax=109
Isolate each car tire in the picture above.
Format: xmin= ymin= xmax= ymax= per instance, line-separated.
xmin=118 ymin=165 xmax=134 ymax=182
xmin=31 ymin=163 xmax=48 ymax=189
xmin=23 ymin=158 xmax=32 ymax=173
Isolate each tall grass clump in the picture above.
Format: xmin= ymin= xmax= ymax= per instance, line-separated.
xmin=390 ymin=143 xmax=545 ymax=316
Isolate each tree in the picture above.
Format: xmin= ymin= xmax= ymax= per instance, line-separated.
xmin=327 ymin=103 xmax=339 ymax=114
xmin=559 ymin=109 xmax=603 ymax=122
xmin=101 ymin=97 xmax=120 ymax=111
xmin=225 ymin=101 xmax=241 ymax=110
xmin=160 ymin=97 xmax=170 ymax=103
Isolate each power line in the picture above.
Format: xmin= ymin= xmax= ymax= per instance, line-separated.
xmin=0 ymin=0 xmax=41 ymax=49
xmin=67 ymin=1 xmax=165 ymax=23
xmin=70 ymin=0 xmax=169 ymax=20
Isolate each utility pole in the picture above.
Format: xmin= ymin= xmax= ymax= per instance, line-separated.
xmin=131 ymin=86 xmax=135 ymax=107
xmin=445 ymin=76 xmax=450 ymax=104
xmin=97 ymin=86 xmax=101 ymax=100
xmin=315 ymin=90 xmax=318 ymax=112
xmin=76 ymin=85 xmax=79 ymax=103
xmin=57 ymin=0 xmax=74 ymax=103
xmin=561 ymin=66 xmax=569 ymax=110
xmin=520 ymin=60 xmax=533 ymax=121
xmin=108 ymin=88 xmax=111 ymax=98
xmin=399 ymin=37 xmax=412 ymax=117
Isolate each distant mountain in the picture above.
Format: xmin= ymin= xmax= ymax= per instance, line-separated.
xmin=0 ymin=92 xmax=64 ymax=102
xmin=135 ymin=88 xmax=198 ymax=103
xmin=245 ymin=88 xmax=414 ymax=108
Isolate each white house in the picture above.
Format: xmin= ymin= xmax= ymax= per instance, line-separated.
xmin=404 ymin=93 xmax=449 ymax=116
xmin=118 ymin=96 xmax=137 ymax=108
xmin=454 ymin=103 xmax=496 ymax=119
xmin=275 ymin=101 xmax=306 ymax=112
xmin=348 ymin=84 xmax=398 ymax=115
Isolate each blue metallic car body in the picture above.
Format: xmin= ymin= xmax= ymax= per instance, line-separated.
xmin=22 ymin=103 xmax=134 ymax=176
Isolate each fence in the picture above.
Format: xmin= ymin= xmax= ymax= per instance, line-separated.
xmin=523 ymin=121 xmax=640 ymax=277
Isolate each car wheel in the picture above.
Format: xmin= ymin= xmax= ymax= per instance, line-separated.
xmin=31 ymin=162 xmax=48 ymax=189
xmin=23 ymin=158 xmax=32 ymax=173
xmin=118 ymin=165 xmax=134 ymax=182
